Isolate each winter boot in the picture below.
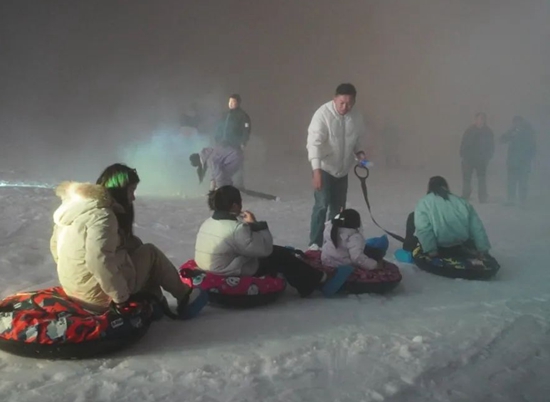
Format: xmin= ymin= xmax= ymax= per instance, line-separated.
xmin=177 ymin=288 xmax=208 ymax=320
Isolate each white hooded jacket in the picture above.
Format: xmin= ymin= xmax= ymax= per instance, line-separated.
xmin=195 ymin=212 xmax=273 ymax=276
xmin=307 ymin=100 xmax=365 ymax=178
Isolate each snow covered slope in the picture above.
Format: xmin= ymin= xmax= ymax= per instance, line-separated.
xmin=0 ymin=165 xmax=548 ymax=402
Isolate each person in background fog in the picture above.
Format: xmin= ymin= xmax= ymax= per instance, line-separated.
xmin=460 ymin=112 xmax=494 ymax=203
xmin=501 ymin=115 xmax=537 ymax=206
xmin=215 ymin=94 xmax=251 ymax=189
xmin=180 ymin=102 xmax=201 ymax=133
xmin=306 ymin=83 xmax=367 ymax=250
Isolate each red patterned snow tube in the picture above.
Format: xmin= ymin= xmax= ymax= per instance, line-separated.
xmin=302 ymin=250 xmax=402 ymax=294
xmin=0 ymin=287 xmax=153 ymax=359
xmin=180 ymin=260 xmax=287 ymax=308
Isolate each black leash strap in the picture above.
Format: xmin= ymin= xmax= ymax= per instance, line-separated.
xmin=354 ymin=165 xmax=405 ymax=243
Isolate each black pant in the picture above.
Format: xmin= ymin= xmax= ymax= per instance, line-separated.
xmin=256 ymin=246 xmax=324 ymax=297
xmin=462 ymin=162 xmax=488 ymax=202
xmin=403 ymin=212 xmax=419 ymax=252
xmin=507 ymin=166 xmax=530 ymax=204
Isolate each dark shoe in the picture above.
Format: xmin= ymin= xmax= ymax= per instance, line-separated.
xmin=189 ymin=153 xmax=207 ymax=183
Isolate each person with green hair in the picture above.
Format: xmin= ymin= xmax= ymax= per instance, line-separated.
xmin=50 ymin=163 xmax=207 ymax=320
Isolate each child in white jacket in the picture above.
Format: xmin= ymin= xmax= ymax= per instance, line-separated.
xmin=321 ymin=209 xmax=381 ymax=270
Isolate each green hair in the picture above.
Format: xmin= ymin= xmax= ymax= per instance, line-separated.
xmin=96 ymin=164 xmax=140 ymax=189
xmin=96 ymin=163 xmax=140 ymax=234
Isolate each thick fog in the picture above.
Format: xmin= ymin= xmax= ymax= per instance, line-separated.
xmin=1 ymin=0 xmax=549 ymax=198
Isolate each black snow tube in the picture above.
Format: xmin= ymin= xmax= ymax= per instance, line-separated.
xmin=412 ymin=247 xmax=500 ymax=280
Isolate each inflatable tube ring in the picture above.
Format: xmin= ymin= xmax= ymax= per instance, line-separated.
xmin=300 ymin=250 xmax=402 ymax=294
xmin=0 ymin=287 xmax=153 ymax=359
xmin=179 ymin=261 xmax=286 ymax=308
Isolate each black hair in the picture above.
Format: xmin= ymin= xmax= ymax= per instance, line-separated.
xmin=335 ymin=83 xmax=357 ymax=98
xmin=512 ymin=115 xmax=524 ymax=125
xmin=96 ymin=163 xmax=140 ymax=234
xmin=427 ymin=176 xmax=450 ymax=200
xmin=330 ymin=209 xmax=362 ymax=247
xmin=229 ymin=94 xmax=241 ymax=104
xmin=207 ymin=185 xmax=242 ymax=211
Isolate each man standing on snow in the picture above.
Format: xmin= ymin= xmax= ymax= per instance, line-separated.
xmin=215 ymin=94 xmax=251 ymax=189
xmin=460 ymin=112 xmax=495 ymax=203
xmin=307 ymin=83 xmax=367 ymax=250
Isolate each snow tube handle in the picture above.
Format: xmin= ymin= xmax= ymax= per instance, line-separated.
xmin=354 ymin=165 xmax=370 ymax=180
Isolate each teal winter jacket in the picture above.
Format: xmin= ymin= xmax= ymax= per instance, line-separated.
xmin=414 ymin=193 xmax=490 ymax=254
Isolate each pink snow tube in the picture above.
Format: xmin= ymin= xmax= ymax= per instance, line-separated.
xmin=301 ymin=250 xmax=402 ymax=294
xmin=179 ymin=260 xmax=287 ymax=308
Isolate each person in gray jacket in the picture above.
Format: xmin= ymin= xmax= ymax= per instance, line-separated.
xmin=194 ymin=186 xmax=354 ymax=297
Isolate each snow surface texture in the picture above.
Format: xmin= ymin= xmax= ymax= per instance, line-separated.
xmin=1 ymin=160 xmax=549 ymax=402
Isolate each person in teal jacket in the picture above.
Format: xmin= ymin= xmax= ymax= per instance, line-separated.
xmin=414 ymin=176 xmax=491 ymax=258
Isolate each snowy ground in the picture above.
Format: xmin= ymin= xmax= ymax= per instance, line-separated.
xmin=1 ymin=156 xmax=549 ymax=402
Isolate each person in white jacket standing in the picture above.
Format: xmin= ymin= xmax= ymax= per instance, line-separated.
xmin=307 ymin=83 xmax=367 ymax=249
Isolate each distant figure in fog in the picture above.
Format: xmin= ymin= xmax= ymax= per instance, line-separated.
xmin=180 ymin=102 xmax=201 ymax=131
xmin=381 ymin=118 xmax=400 ymax=168
xmin=501 ymin=116 xmax=536 ymax=206
xmin=306 ymin=83 xmax=367 ymax=250
xmin=215 ymin=94 xmax=251 ymax=189
xmin=460 ymin=112 xmax=494 ymax=203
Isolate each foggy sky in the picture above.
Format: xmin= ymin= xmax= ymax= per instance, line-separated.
xmin=1 ymin=0 xmax=549 ymax=180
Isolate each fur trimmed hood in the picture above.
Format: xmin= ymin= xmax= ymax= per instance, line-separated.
xmin=53 ymin=181 xmax=118 ymax=226
xmin=55 ymin=181 xmax=112 ymax=205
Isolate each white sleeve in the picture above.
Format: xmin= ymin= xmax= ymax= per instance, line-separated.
xmin=307 ymin=109 xmax=329 ymax=170
xmin=232 ymin=222 xmax=274 ymax=257
xmin=354 ymin=115 xmax=366 ymax=154
xmin=347 ymin=232 xmax=378 ymax=270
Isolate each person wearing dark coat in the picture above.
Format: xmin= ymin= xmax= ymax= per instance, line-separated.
xmin=460 ymin=112 xmax=495 ymax=203
xmin=214 ymin=94 xmax=251 ymax=189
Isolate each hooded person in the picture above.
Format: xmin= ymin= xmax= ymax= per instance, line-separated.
xmin=50 ymin=163 xmax=207 ymax=319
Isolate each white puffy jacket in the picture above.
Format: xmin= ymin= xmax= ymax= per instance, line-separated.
xmin=307 ymin=100 xmax=365 ymax=178
xmin=321 ymin=221 xmax=378 ymax=270
xmin=195 ymin=212 xmax=273 ymax=276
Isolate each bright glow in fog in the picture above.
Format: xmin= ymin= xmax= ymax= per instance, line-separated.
xmin=119 ymin=128 xmax=211 ymax=197
xmin=0 ymin=181 xmax=53 ymax=189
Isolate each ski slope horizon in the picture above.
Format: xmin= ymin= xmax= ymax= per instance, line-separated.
xmin=1 ymin=156 xmax=549 ymax=402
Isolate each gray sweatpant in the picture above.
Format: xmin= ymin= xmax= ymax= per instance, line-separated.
xmin=200 ymin=146 xmax=243 ymax=188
